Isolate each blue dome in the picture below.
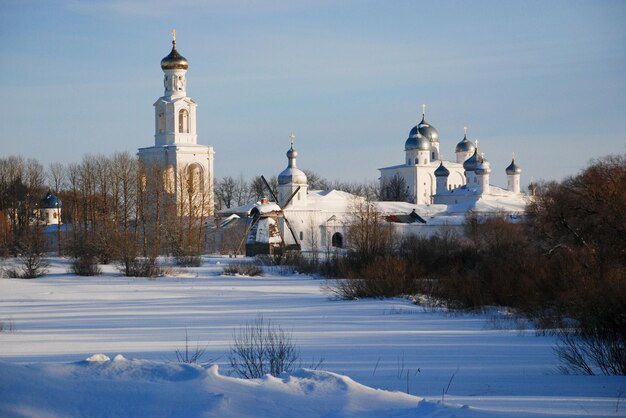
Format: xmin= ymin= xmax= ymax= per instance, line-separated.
xmin=455 ymin=132 xmax=475 ymax=153
xmin=505 ymin=158 xmax=522 ymax=175
xmin=41 ymin=191 xmax=62 ymax=209
xmin=434 ymin=161 xmax=450 ymax=177
xmin=463 ymin=149 xmax=483 ymax=172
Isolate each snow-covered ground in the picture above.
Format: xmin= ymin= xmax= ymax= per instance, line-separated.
xmin=0 ymin=257 xmax=623 ymax=417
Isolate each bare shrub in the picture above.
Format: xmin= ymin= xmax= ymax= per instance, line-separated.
xmin=8 ymin=230 xmax=49 ymax=279
xmin=175 ymin=254 xmax=202 ymax=267
xmin=118 ymin=257 xmax=165 ymax=278
xmin=175 ymin=330 xmax=210 ymax=365
xmin=223 ymin=263 xmax=263 ymax=277
xmin=70 ymin=256 xmax=101 ymax=276
xmin=229 ymin=315 xmax=300 ymax=378
xmin=0 ymin=317 xmax=16 ymax=333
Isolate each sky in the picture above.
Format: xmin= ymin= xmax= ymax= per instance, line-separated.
xmin=0 ymin=0 xmax=624 ymax=188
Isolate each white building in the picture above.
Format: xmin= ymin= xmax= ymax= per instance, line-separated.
xmin=138 ymin=31 xmax=215 ymax=216
xmin=219 ymin=108 xmax=529 ymax=254
xmin=39 ymin=191 xmax=62 ymax=226
xmin=379 ymin=107 xmax=468 ymax=204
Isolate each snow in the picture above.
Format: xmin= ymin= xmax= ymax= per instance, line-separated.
xmin=0 ymin=257 xmax=624 ymax=417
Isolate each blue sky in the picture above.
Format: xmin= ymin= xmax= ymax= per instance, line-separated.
xmin=1 ymin=0 xmax=624 ymax=187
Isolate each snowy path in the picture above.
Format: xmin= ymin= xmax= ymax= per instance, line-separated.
xmin=0 ymin=257 xmax=623 ymax=417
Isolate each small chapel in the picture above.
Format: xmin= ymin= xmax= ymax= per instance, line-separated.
xmin=138 ymin=31 xmax=215 ymax=216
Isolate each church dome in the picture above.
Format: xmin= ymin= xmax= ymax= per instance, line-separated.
xmin=475 ymin=157 xmax=491 ymax=175
xmin=278 ymin=167 xmax=307 ymax=185
xmin=40 ymin=191 xmax=62 ymax=209
xmin=405 ymin=130 xmax=431 ymax=151
xmin=278 ymin=146 xmax=307 ymax=185
xmin=505 ymin=158 xmax=522 ymax=175
xmin=434 ymin=161 xmax=450 ymax=177
xmin=417 ymin=115 xmax=439 ymax=143
xmin=455 ymin=132 xmax=475 ymax=153
xmin=463 ymin=148 xmax=482 ymax=172
xmin=161 ymin=41 xmax=188 ymax=70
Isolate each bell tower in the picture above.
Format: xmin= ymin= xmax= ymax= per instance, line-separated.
xmin=138 ymin=31 xmax=215 ymax=217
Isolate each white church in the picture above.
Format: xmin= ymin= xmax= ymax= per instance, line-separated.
xmin=138 ymin=31 xmax=215 ymax=217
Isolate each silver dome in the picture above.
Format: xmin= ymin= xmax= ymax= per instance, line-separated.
xmin=475 ymin=157 xmax=491 ymax=175
xmin=278 ymin=167 xmax=307 ymax=185
xmin=455 ymin=132 xmax=475 ymax=153
xmin=405 ymin=130 xmax=430 ymax=151
xmin=417 ymin=115 xmax=439 ymax=143
xmin=278 ymin=145 xmax=307 ymax=185
xmin=434 ymin=161 xmax=450 ymax=177
xmin=505 ymin=158 xmax=522 ymax=175
xmin=463 ymin=149 xmax=483 ymax=172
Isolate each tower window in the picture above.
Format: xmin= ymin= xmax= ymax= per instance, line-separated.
xmin=432 ymin=152 xmax=435 ymax=159
xmin=179 ymin=109 xmax=189 ymax=133
xmin=299 ymin=231 xmax=303 ymax=240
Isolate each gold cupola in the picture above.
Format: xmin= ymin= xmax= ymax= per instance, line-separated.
xmin=160 ymin=29 xmax=188 ymax=70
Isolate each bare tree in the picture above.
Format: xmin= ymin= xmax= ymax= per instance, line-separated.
xmin=229 ymin=315 xmax=300 ymax=378
xmin=216 ymin=176 xmax=237 ymax=209
xmin=380 ymin=174 xmax=410 ymax=202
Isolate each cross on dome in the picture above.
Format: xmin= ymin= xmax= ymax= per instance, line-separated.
xmin=289 ymin=131 xmax=295 ymax=147
xmin=422 ymin=104 xmax=426 ymax=117
xmin=172 ymin=29 xmax=176 ymax=42
xmin=464 ymin=126 xmax=467 ymax=135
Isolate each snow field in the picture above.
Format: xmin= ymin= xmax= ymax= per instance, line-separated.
xmin=0 ymin=257 xmax=623 ymax=417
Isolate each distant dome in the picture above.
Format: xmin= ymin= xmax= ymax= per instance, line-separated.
xmin=455 ymin=132 xmax=475 ymax=153
xmin=405 ymin=130 xmax=431 ymax=151
xmin=417 ymin=115 xmax=439 ymax=143
xmin=475 ymin=157 xmax=491 ymax=175
xmin=161 ymin=41 xmax=188 ymax=70
xmin=463 ymin=149 xmax=483 ymax=172
xmin=505 ymin=158 xmax=522 ymax=175
xmin=434 ymin=161 xmax=450 ymax=177
xmin=40 ymin=191 xmax=62 ymax=209
xmin=278 ymin=146 xmax=307 ymax=185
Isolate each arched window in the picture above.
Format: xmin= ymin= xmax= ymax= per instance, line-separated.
xmin=178 ymin=109 xmax=189 ymax=133
xmin=432 ymin=152 xmax=435 ymax=159
xmin=186 ymin=164 xmax=203 ymax=195
xmin=331 ymin=232 xmax=343 ymax=248
xmin=414 ymin=158 xmax=418 ymax=165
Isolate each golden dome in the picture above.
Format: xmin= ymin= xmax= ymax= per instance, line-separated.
xmin=160 ymin=39 xmax=188 ymax=70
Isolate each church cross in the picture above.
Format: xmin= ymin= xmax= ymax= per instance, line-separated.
xmin=474 ymin=139 xmax=479 ymax=148
xmin=172 ymin=29 xmax=176 ymax=42
xmin=422 ymin=104 xmax=426 ymax=117
xmin=289 ymin=131 xmax=295 ymax=147
xmin=464 ymin=126 xmax=467 ymax=135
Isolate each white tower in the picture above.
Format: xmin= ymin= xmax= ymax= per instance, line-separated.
xmin=463 ymin=142 xmax=481 ymax=186
xmin=475 ymin=154 xmax=491 ymax=195
xmin=505 ymin=155 xmax=522 ymax=194
xmin=277 ymin=132 xmax=308 ymax=208
xmin=40 ymin=191 xmax=62 ymax=225
xmin=434 ymin=161 xmax=450 ymax=195
xmin=138 ymin=30 xmax=215 ymax=216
